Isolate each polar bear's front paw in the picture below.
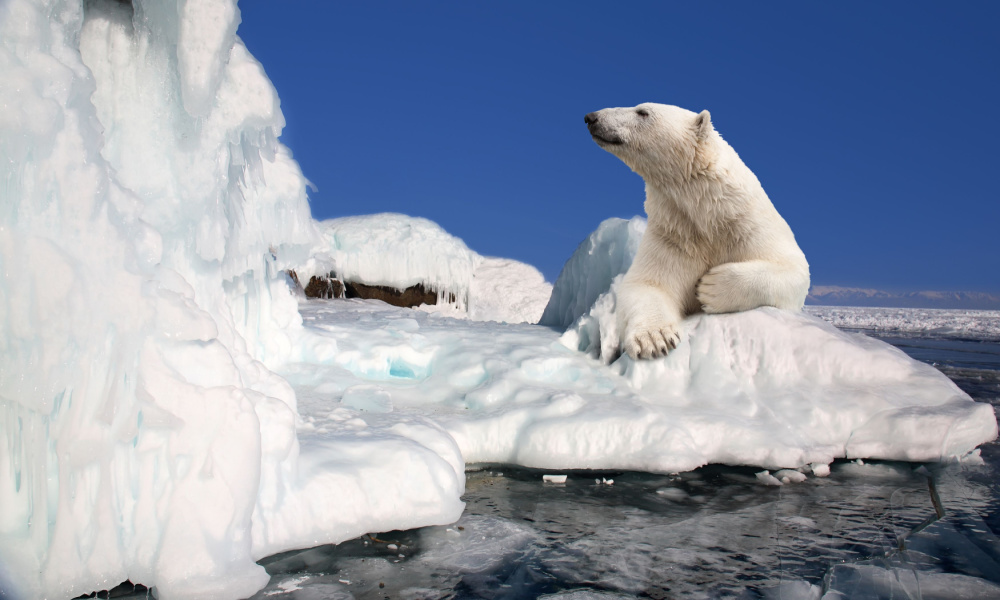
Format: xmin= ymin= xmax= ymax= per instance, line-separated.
xmin=623 ymin=324 xmax=680 ymax=360
xmin=697 ymin=263 xmax=754 ymax=314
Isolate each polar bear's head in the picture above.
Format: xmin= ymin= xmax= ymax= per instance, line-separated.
xmin=584 ymin=103 xmax=717 ymax=182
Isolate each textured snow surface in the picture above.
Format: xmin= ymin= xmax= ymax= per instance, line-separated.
xmin=304 ymin=213 xmax=553 ymax=324
xmin=806 ymin=305 xmax=1000 ymax=339
xmin=293 ymin=301 xmax=996 ymax=478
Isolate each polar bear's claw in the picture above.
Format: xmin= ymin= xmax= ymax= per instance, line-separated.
xmin=624 ymin=325 xmax=680 ymax=360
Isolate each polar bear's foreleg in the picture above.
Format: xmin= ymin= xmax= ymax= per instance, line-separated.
xmin=696 ymin=259 xmax=809 ymax=313
xmin=617 ymin=235 xmax=700 ymax=359
xmin=617 ymin=281 xmax=684 ymax=359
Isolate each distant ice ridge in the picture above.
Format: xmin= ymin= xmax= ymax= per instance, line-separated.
xmin=807 ymin=285 xmax=1000 ymax=310
xmin=806 ymin=305 xmax=1000 ymax=339
xmin=301 ymin=213 xmax=553 ymax=324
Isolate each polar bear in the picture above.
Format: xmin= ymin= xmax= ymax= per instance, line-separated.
xmin=584 ymin=103 xmax=810 ymax=360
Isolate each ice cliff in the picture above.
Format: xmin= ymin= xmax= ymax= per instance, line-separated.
xmin=3 ymin=0 xmax=332 ymax=596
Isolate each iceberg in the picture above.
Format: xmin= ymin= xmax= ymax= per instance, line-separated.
xmin=538 ymin=216 xmax=646 ymax=330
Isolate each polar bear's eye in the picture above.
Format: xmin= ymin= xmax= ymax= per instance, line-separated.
xmin=636 ymin=108 xmax=650 ymax=118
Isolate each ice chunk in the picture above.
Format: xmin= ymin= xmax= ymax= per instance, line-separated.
xmin=539 ymin=216 xmax=645 ymax=330
xmin=774 ymin=469 xmax=807 ymax=484
xmin=756 ymin=471 xmax=785 ymax=486
xmin=810 ymin=463 xmax=831 ymax=477
xmin=417 ymin=515 xmax=537 ymax=574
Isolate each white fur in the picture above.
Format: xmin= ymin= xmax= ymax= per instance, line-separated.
xmin=586 ymin=103 xmax=809 ymax=359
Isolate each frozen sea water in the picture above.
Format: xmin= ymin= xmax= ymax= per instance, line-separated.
xmin=236 ymin=323 xmax=1000 ymax=600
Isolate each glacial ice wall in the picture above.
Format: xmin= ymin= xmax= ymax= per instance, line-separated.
xmin=0 ymin=0 xmax=318 ymax=597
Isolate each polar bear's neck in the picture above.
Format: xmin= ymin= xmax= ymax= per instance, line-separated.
xmin=643 ymin=169 xmax=760 ymax=256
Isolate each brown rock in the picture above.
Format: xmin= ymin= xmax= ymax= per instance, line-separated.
xmin=287 ymin=270 xmax=304 ymax=293
xmin=344 ymin=281 xmax=438 ymax=307
xmin=305 ymin=275 xmax=345 ymax=299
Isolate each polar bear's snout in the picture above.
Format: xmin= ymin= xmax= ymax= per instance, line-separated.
xmin=585 ymin=111 xmax=623 ymax=146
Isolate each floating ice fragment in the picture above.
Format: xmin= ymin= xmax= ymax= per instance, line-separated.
xmin=656 ymin=487 xmax=688 ymax=501
xmin=774 ymin=469 xmax=807 ymax=484
xmin=957 ymin=449 xmax=985 ymax=465
xmin=756 ymin=471 xmax=784 ymax=486
xmin=810 ymin=463 xmax=831 ymax=477
xmin=543 ymin=474 xmax=568 ymax=484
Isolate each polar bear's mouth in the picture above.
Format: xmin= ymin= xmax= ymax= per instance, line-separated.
xmin=591 ymin=132 xmax=624 ymax=146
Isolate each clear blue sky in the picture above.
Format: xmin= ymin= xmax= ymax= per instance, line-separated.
xmin=238 ymin=1 xmax=999 ymax=292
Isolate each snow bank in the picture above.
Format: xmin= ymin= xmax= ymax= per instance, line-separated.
xmin=305 ymin=213 xmax=553 ymax=324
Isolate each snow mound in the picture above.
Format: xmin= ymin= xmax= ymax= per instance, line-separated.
xmin=307 ymin=213 xmax=482 ymax=307
xmin=304 ymin=213 xmax=553 ymax=324
xmin=539 ymin=216 xmax=646 ymax=329
xmin=467 ymin=257 xmax=553 ymax=324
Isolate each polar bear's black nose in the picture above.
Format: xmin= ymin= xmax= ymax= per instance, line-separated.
xmin=584 ymin=112 xmax=600 ymax=125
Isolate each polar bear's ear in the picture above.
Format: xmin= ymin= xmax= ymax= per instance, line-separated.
xmin=694 ymin=110 xmax=713 ymax=140
xmin=693 ymin=110 xmax=716 ymax=174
